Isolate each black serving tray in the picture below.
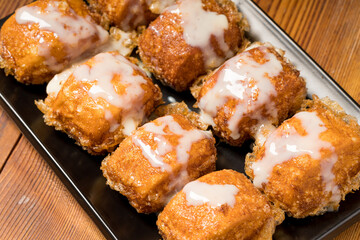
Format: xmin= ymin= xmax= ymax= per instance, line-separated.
xmin=1 ymin=0 xmax=360 ymax=239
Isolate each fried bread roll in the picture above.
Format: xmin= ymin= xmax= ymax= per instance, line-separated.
xmin=148 ymin=0 xmax=177 ymax=14
xmin=36 ymin=51 xmax=162 ymax=155
xmin=138 ymin=0 xmax=247 ymax=91
xmin=88 ymin=0 xmax=158 ymax=31
xmin=245 ymin=97 xmax=360 ymax=218
xmin=196 ymin=43 xmax=307 ymax=146
xmin=101 ymin=114 xmax=216 ymax=213
xmin=157 ymin=170 xmax=284 ymax=240
xmin=0 ymin=0 xmax=109 ymax=84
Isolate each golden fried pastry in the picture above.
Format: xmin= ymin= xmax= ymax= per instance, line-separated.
xmin=196 ymin=43 xmax=307 ymax=146
xmin=138 ymin=0 xmax=247 ymax=91
xmin=148 ymin=0 xmax=177 ymax=14
xmin=88 ymin=0 xmax=158 ymax=31
xmin=101 ymin=114 xmax=216 ymax=213
xmin=36 ymin=51 xmax=162 ymax=155
xmin=0 ymin=0 xmax=109 ymax=84
xmin=245 ymin=96 xmax=360 ymax=218
xmin=157 ymin=170 xmax=284 ymax=240
xmin=154 ymin=101 xmax=210 ymax=131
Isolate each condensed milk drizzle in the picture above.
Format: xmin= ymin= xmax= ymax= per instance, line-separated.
xmin=132 ymin=116 xmax=212 ymax=197
xmin=170 ymin=0 xmax=230 ymax=68
xmin=183 ymin=180 xmax=239 ymax=208
xmin=133 ymin=115 xmax=211 ymax=170
xmin=15 ymin=1 xmax=108 ymax=70
xmin=46 ymin=30 xmax=136 ymax=96
xmin=199 ymin=46 xmax=283 ymax=140
xmin=132 ymin=135 xmax=173 ymax=172
xmin=149 ymin=0 xmax=176 ymax=14
xmin=72 ymin=52 xmax=147 ymax=134
xmin=252 ymin=111 xmax=341 ymax=202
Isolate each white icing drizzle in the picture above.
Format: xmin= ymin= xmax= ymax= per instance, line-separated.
xmin=252 ymin=123 xmax=277 ymax=146
xmin=72 ymin=52 xmax=147 ymax=135
xmin=132 ymin=115 xmax=212 ymax=196
xmin=251 ymin=111 xmax=341 ymax=202
xmin=198 ymin=46 xmax=283 ymax=140
xmin=105 ymin=110 xmax=120 ymax=132
xmin=46 ymin=63 xmax=77 ymax=95
xmin=132 ymin=135 xmax=173 ymax=172
xmin=199 ymin=109 xmax=215 ymax=126
xmin=122 ymin=118 xmax=139 ymax=136
xmin=46 ymin=30 xmax=135 ymax=96
xmin=15 ymin=1 xmax=108 ymax=70
xmin=170 ymin=0 xmax=231 ymax=68
xmin=183 ymin=180 xmax=239 ymax=208
xmin=321 ymin=153 xmax=340 ymax=203
xmin=149 ymin=0 xmax=176 ymax=14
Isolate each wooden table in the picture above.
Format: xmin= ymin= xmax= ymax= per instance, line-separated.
xmin=0 ymin=0 xmax=359 ymax=239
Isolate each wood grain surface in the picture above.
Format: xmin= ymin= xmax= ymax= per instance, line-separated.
xmin=0 ymin=0 xmax=359 ymax=239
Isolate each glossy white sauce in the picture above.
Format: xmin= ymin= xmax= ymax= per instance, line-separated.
xmin=253 ymin=123 xmax=277 ymax=146
xmin=15 ymin=1 xmax=108 ymax=70
xmin=170 ymin=0 xmax=231 ymax=69
xmin=183 ymin=180 xmax=239 ymax=207
xmin=132 ymin=115 xmax=212 ymax=197
xmin=132 ymin=134 xmax=173 ymax=172
xmin=251 ymin=111 xmax=341 ymax=202
xmin=71 ymin=52 xmax=147 ymax=134
xmin=321 ymin=153 xmax=341 ymax=203
xmin=46 ymin=64 xmax=77 ymax=96
xmin=149 ymin=0 xmax=176 ymax=14
xmin=134 ymin=115 xmax=211 ymax=169
xmin=122 ymin=118 xmax=139 ymax=136
xmin=199 ymin=109 xmax=215 ymax=126
xmin=46 ymin=30 xmax=135 ymax=96
xmin=199 ymin=46 xmax=283 ymax=140
xmin=105 ymin=110 xmax=120 ymax=132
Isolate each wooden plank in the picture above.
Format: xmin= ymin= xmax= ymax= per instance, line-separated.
xmin=335 ymin=222 xmax=360 ymax=240
xmin=0 ymin=0 xmax=105 ymax=238
xmin=0 ymin=137 xmax=105 ymax=239
xmin=0 ymin=0 xmax=358 ymax=240
xmin=0 ymin=0 xmax=33 ymax=19
xmin=304 ymin=1 xmax=360 ymax=102
xmin=0 ymin=108 xmax=20 ymax=170
xmin=256 ymin=0 xmax=360 ymax=104
xmin=257 ymin=1 xmax=360 ymax=239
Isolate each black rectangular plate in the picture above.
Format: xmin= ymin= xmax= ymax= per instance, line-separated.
xmin=1 ymin=1 xmax=360 ymax=239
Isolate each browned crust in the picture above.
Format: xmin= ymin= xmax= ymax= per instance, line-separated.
xmin=0 ymin=0 xmax=103 ymax=84
xmin=197 ymin=43 xmax=307 ymax=146
xmin=153 ymin=102 xmax=209 ymax=130
xmin=138 ymin=0 xmax=247 ymax=92
xmin=35 ymin=52 xmax=163 ymax=155
xmin=101 ymin=114 xmax=217 ymax=213
xmin=157 ymin=170 xmax=284 ymax=240
xmin=245 ymin=96 xmax=360 ymax=218
xmin=88 ymin=0 xmax=157 ymax=31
